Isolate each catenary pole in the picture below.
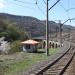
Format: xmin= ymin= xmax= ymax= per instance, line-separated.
xmin=45 ymin=0 xmax=61 ymax=56
xmin=46 ymin=0 xmax=49 ymax=56
xmin=59 ymin=20 xmax=63 ymax=47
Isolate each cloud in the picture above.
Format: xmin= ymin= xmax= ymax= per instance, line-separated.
xmin=0 ymin=0 xmax=6 ymax=9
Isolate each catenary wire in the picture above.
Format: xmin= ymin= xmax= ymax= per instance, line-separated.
xmin=49 ymin=0 xmax=61 ymax=10
xmin=14 ymin=0 xmax=35 ymax=4
xmin=59 ymin=2 xmax=71 ymax=23
xmin=42 ymin=0 xmax=46 ymax=4
xmin=35 ymin=0 xmax=45 ymax=15
xmin=13 ymin=0 xmax=45 ymax=15
xmin=7 ymin=0 xmax=34 ymax=9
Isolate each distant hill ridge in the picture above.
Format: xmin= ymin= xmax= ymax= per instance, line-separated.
xmin=0 ymin=13 xmax=74 ymax=37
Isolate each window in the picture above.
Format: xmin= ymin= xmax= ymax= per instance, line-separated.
xmin=26 ymin=44 xmax=31 ymax=49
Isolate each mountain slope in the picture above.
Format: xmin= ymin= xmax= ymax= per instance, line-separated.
xmin=0 ymin=13 xmax=74 ymax=37
xmin=0 ymin=13 xmax=45 ymax=37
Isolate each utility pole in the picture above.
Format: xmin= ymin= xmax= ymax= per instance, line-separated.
xmin=55 ymin=26 xmax=59 ymax=42
xmin=46 ymin=0 xmax=49 ymax=56
xmin=45 ymin=0 xmax=61 ymax=56
xmin=59 ymin=20 xmax=63 ymax=47
xmin=67 ymin=28 xmax=71 ymax=44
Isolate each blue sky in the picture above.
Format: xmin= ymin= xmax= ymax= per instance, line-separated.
xmin=0 ymin=0 xmax=75 ymax=26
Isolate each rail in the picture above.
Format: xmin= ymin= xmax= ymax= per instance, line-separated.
xmin=35 ymin=45 xmax=74 ymax=75
xmin=23 ymin=42 xmax=74 ymax=75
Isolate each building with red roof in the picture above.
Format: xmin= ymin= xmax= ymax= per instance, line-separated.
xmin=21 ymin=39 xmax=40 ymax=52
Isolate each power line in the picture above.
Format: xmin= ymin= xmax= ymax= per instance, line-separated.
xmin=7 ymin=0 xmax=34 ymax=9
xmin=42 ymin=0 xmax=46 ymax=4
xmin=62 ymin=18 xmax=75 ymax=24
xmin=8 ymin=0 xmax=46 ymax=13
xmin=14 ymin=0 xmax=35 ymax=4
xmin=35 ymin=0 xmax=45 ymax=15
xmin=66 ymin=8 xmax=75 ymax=11
xmin=14 ymin=0 xmax=45 ymax=15
xmin=60 ymin=5 xmax=75 ymax=22
xmin=58 ymin=2 xmax=71 ymax=22
xmin=49 ymin=0 xmax=61 ymax=10
xmin=59 ymin=2 xmax=67 ymax=12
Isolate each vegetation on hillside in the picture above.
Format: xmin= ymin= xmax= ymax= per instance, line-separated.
xmin=0 ymin=13 xmax=75 ymax=38
xmin=0 ymin=20 xmax=29 ymax=54
xmin=0 ymin=20 xmax=29 ymax=41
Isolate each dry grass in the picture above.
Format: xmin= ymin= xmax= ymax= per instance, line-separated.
xmin=0 ymin=48 xmax=59 ymax=75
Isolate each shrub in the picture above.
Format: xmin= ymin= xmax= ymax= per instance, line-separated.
xmin=8 ymin=40 xmax=22 ymax=54
xmin=6 ymin=24 xmax=28 ymax=41
xmin=0 ymin=32 xmax=8 ymax=37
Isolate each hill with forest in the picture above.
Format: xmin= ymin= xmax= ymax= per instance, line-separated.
xmin=0 ymin=13 xmax=75 ymax=37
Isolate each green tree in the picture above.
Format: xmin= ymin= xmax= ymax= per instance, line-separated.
xmin=6 ymin=24 xmax=28 ymax=41
xmin=0 ymin=20 xmax=7 ymax=32
xmin=0 ymin=32 xmax=8 ymax=37
xmin=0 ymin=20 xmax=28 ymax=41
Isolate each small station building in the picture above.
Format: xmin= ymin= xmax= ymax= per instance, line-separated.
xmin=21 ymin=39 xmax=40 ymax=52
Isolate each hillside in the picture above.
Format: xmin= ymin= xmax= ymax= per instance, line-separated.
xmin=0 ymin=13 xmax=75 ymax=37
xmin=0 ymin=13 xmax=46 ymax=37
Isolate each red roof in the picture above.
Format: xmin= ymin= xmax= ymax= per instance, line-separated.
xmin=21 ymin=39 xmax=40 ymax=45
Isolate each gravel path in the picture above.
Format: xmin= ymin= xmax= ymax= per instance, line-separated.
xmin=63 ymin=54 xmax=75 ymax=75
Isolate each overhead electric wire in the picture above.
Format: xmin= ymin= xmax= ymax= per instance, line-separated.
xmin=62 ymin=18 xmax=75 ymax=24
xmin=49 ymin=0 xmax=61 ymax=10
xmin=7 ymin=0 xmax=34 ymax=9
xmin=59 ymin=2 xmax=67 ymax=12
xmin=35 ymin=0 xmax=45 ymax=15
xmin=14 ymin=0 xmax=35 ymax=4
xmin=42 ymin=0 xmax=46 ymax=4
xmin=66 ymin=8 xmax=75 ymax=11
xmin=13 ymin=0 xmax=45 ymax=15
xmin=66 ymin=0 xmax=75 ymax=12
xmin=59 ymin=2 xmax=71 ymax=22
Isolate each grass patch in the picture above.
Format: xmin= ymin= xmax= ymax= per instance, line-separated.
xmin=49 ymin=48 xmax=59 ymax=55
xmin=0 ymin=48 xmax=59 ymax=75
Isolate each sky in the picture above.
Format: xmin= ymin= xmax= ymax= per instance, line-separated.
xmin=0 ymin=0 xmax=75 ymax=26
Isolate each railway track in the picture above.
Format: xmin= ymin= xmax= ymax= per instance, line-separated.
xmin=43 ymin=47 xmax=75 ymax=75
xmin=35 ymin=46 xmax=75 ymax=75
